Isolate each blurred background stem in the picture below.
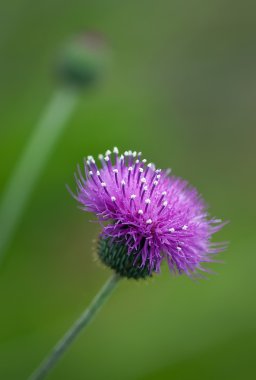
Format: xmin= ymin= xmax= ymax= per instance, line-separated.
xmin=0 ymin=88 xmax=79 ymax=262
xmin=28 ymin=273 xmax=120 ymax=380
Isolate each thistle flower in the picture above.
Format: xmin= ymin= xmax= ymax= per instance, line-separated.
xmin=29 ymin=149 xmax=227 ymax=380
xmin=71 ymin=148 xmax=226 ymax=279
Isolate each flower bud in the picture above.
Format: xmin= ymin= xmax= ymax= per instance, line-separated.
xmin=55 ymin=31 xmax=109 ymax=89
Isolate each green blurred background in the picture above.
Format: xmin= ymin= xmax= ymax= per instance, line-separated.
xmin=0 ymin=0 xmax=255 ymax=379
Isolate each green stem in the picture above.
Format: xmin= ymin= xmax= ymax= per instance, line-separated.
xmin=28 ymin=274 xmax=120 ymax=380
xmin=0 ymin=89 xmax=79 ymax=262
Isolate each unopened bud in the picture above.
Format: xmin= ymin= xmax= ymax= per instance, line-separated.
xmin=56 ymin=31 xmax=109 ymax=89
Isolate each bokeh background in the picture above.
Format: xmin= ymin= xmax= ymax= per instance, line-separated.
xmin=0 ymin=1 xmax=256 ymax=379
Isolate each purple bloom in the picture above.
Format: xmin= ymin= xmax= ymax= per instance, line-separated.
xmin=71 ymin=148 xmax=226 ymax=277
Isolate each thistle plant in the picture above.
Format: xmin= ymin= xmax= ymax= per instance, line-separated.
xmin=0 ymin=32 xmax=108 ymax=262
xmin=29 ymin=148 xmax=226 ymax=380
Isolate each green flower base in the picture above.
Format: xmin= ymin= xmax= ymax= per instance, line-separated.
xmin=98 ymin=237 xmax=151 ymax=279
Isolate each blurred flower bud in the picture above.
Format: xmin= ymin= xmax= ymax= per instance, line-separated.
xmin=55 ymin=32 xmax=109 ymax=89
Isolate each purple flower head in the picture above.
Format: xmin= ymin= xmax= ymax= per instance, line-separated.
xmin=71 ymin=148 xmax=226 ymax=278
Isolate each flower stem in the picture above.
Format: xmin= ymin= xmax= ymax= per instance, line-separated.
xmin=0 ymin=88 xmax=79 ymax=263
xmin=28 ymin=273 xmax=120 ymax=380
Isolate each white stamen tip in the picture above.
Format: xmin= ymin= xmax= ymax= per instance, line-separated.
xmin=169 ymin=228 xmax=175 ymax=233
xmin=142 ymin=159 xmax=147 ymax=163
xmin=182 ymin=225 xmax=188 ymax=230
xmin=162 ymin=191 xmax=167 ymax=196
xmin=177 ymin=246 xmax=182 ymax=251
xmin=96 ymin=171 xmax=100 ymax=176
xmin=87 ymin=156 xmax=95 ymax=163
xmin=130 ymin=194 xmax=136 ymax=199
xmin=146 ymin=219 xmax=152 ymax=224
xmin=121 ymin=180 xmax=126 ymax=186
xmin=101 ymin=182 xmax=107 ymax=187
xmin=113 ymin=147 xmax=119 ymax=154
xmin=155 ymin=169 xmax=162 ymax=173
xmin=138 ymin=209 xmax=143 ymax=215
xmin=120 ymin=155 xmax=124 ymax=160
xmin=139 ymin=168 xmax=144 ymax=173
xmin=111 ymin=196 xmax=116 ymax=202
xmin=147 ymin=163 xmax=152 ymax=168
xmin=143 ymin=186 xmax=148 ymax=191
xmin=156 ymin=174 xmax=161 ymax=179
xmin=136 ymin=159 xmax=140 ymax=164
xmin=105 ymin=150 xmax=111 ymax=156
xmin=124 ymin=151 xmax=129 ymax=156
xmin=133 ymin=151 xmax=137 ymax=157
xmin=104 ymin=156 xmax=110 ymax=161
xmin=145 ymin=198 xmax=151 ymax=204
xmin=141 ymin=178 xmax=147 ymax=183
xmin=153 ymin=180 xmax=158 ymax=186
xmin=113 ymin=169 xmax=118 ymax=173
xmin=98 ymin=154 xmax=104 ymax=160
xmin=163 ymin=201 xmax=168 ymax=207
xmin=128 ymin=166 xmax=133 ymax=171
xmin=89 ymin=171 xmax=93 ymax=176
